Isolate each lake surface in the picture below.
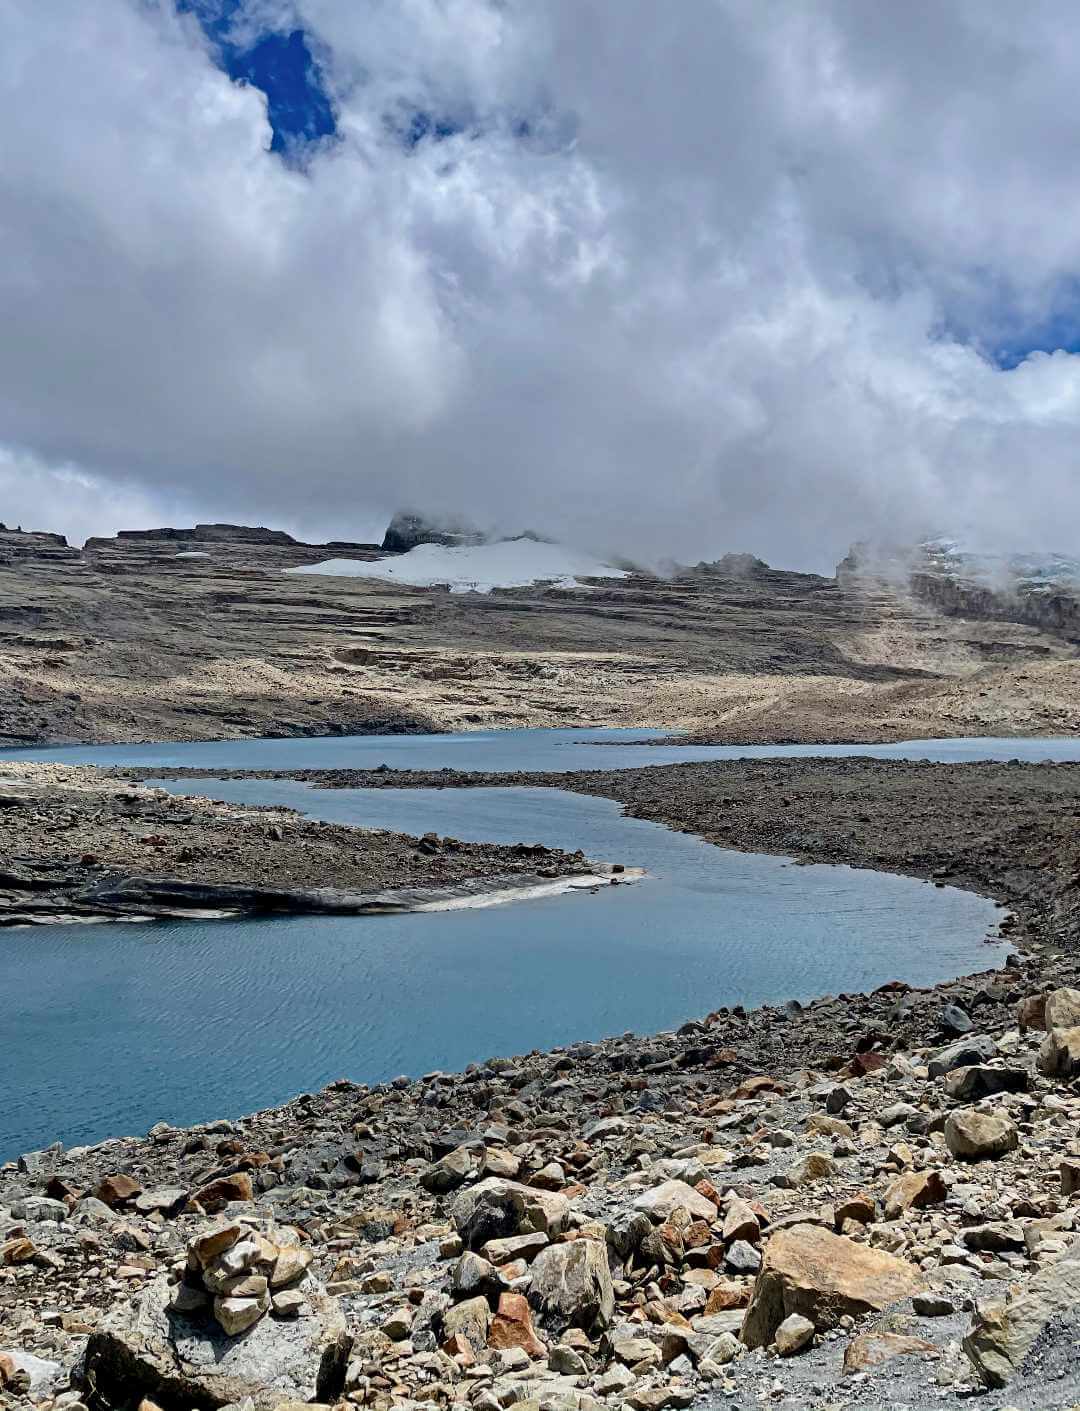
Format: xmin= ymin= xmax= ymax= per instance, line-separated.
xmin=14 ymin=727 xmax=1078 ymax=1160
xmin=0 ymin=748 xmax=1011 ymax=1160
xmin=5 ymin=725 xmax=1080 ymax=772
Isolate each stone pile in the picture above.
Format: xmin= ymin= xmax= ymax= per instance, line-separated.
xmin=172 ymin=1220 xmax=313 ymax=1335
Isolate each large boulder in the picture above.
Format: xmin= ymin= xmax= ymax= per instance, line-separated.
xmin=632 ymin=1180 xmax=716 ymax=1223
xmin=450 ymin=1178 xmax=570 ymax=1251
xmin=82 ymin=1273 xmax=350 ymax=1410
xmin=527 ymin=1239 xmax=614 ymax=1336
xmin=942 ymin=1065 xmax=1028 ymax=1100
xmin=1038 ymin=1026 xmax=1080 ymax=1078
xmin=963 ymin=1236 xmax=1080 ymax=1387
xmin=927 ymin=1035 xmax=997 ymax=1078
xmin=1045 ymin=989 xmax=1080 ymax=1031
xmin=943 ymin=1109 xmax=1018 ymax=1161
xmin=740 ymin=1225 xmax=922 ymax=1349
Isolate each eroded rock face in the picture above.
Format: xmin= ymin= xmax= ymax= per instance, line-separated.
xmin=963 ymin=1237 xmax=1080 ymax=1387
xmin=740 ymin=1225 xmax=923 ymax=1349
xmin=83 ymin=1271 xmax=349 ymax=1411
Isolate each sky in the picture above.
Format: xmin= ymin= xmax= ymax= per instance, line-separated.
xmin=3 ymin=1 xmax=1080 ymax=570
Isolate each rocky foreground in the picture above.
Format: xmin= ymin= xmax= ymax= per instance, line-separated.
xmin=7 ymin=949 xmax=1080 ymax=1410
xmin=0 ymin=765 xmax=603 ymax=925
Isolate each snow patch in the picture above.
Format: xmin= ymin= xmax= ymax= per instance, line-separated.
xmin=174 ymin=551 xmax=211 ymax=558
xmin=284 ymin=540 xmax=628 ymax=593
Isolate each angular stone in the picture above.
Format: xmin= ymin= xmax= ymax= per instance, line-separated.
xmin=784 ymin=1152 xmax=835 ymax=1187
xmin=724 ymin=1240 xmax=761 ymax=1275
xmin=528 ymin=1238 xmax=614 ymax=1336
xmin=944 ymin=1109 xmax=1018 ymax=1161
xmin=1045 ymin=989 xmax=1080 ymax=1030
xmin=270 ymin=1247 xmax=312 ymax=1290
xmin=721 ymin=1198 xmax=759 ymax=1245
xmin=133 ymin=1187 xmax=186 ymax=1215
xmin=963 ymin=1236 xmax=1080 ymax=1387
xmin=883 ymin=1170 xmax=946 ymax=1220
xmin=939 ymin=1004 xmax=973 ymax=1035
xmin=191 ymin=1223 xmax=245 ymax=1268
xmin=488 ymin=1292 xmax=546 ymax=1359
xmin=843 ymin=1331 xmax=938 ymax=1374
xmin=1016 ymin=994 xmax=1048 ymax=1032
xmin=1061 ymin=1158 xmax=1080 ymax=1196
xmin=187 ymin=1174 xmax=254 ymax=1214
xmin=942 ymin=1065 xmax=1028 ymax=1100
xmin=214 ymin=1295 xmax=267 ymax=1337
xmin=481 ymin=1232 xmax=549 ymax=1265
xmin=633 ymin=1180 xmax=716 ymax=1223
xmin=96 ymin=1174 xmax=142 ymax=1208
xmin=271 ymin=1290 xmax=305 ymax=1319
xmin=450 ymin=1178 xmax=570 ymax=1250
xmin=1038 ymin=1027 xmax=1080 ymax=1079
xmin=452 ymin=1251 xmax=506 ymax=1299
xmin=420 ymin=1145 xmax=480 ymax=1194
xmin=927 ymin=1035 xmax=997 ymax=1078
xmin=774 ymin=1313 xmax=814 ymax=1356
xmin=835 ymin=1192 xmax=876 ymax=1226
xmin=441 ymin=1296 xmax=491 ymax=1348
xmin=740 ymin=1226 xmax=923 ymax=1349
xmin=1 ymin=1238 xmax=37 ymax=1266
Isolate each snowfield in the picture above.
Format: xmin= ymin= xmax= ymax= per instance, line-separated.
xmin=284 ymin=540 xmax=628 ymax=593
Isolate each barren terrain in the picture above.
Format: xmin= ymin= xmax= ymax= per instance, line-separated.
xmin=1 ymin=526 xmax=1079 ymax=746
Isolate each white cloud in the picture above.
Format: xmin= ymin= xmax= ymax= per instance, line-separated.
xmin=2 ymin=0 xmax=1080 ymax=567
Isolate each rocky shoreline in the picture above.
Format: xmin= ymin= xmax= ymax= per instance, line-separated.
xmin=0 ymin=765 xmax=608 ymax=926
xmin=125 ymin=755 xmax=1080 ymax=956
xmin=7 ymin=756 xmax=1080 ymax=1407
xmin=7 ymin=945 xmax=1080 ymax=1409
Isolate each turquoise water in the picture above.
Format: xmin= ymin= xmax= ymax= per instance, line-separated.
xmin=0 ymin=760 xmax=1008 ymax=1160
xmin=4 ymin=725 xmax=1080 ymax=772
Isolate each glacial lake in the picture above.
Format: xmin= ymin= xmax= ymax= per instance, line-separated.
xmin=5 ymin=727 xmax=1072 ymax=1159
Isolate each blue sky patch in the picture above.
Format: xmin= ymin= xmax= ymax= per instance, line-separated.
xmin=178 ymin=0 xmax=336 ymax=156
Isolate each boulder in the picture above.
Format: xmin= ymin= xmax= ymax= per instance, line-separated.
xmin=450 ymin=1178 xmax=570 ymax=1250
xmin=843 ymin=1331 xmax=938 ymax=1374
xmin=883 ymin=1169 xmax=946 ymax=1220
xmin=96 ymin=1174 xmax=143 ymax=1208
xmin=1038 ymin=1026 xmax=1080 ymax=1079
xmin=632 ymin=1180 xmax=716 ymax=1223
xmin=740 ymin=1225 xmax=922 ymax=1349
xmin=528 ymin=1239 xmax=614 ymax=1336
xmin=186 ymin=1174 xmax=254 ymax=1214
xmin=942 ymin=1065 xmax=1028 ymax=1100
xmin=1045 ymin=988 xmax=1080 ymax=1031
xmin=1016 ymin=994 xmax=1048 ymax=1032
xmin=82 ymin=1272 xmax=350 ymax=1410
xmin=774 ymin=1314 xmax=814 ymax=1356
xmin=487 ymin=1292 xmax=546 ymax=1358
xmin=944 ymin=1109 xmax=1018 ymax=1161
xmin=420 ymin=1145 xmax=480 ymax=1194
xmin=927 ymin=1035 xmax=997 ymax=1078
xmin=963 ymin=1235 xmax=1080 ymax=1387
xmin=441 ymin=1296 xmax=491 ymax=1348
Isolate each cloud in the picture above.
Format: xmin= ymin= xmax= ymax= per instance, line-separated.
xmin=2 ymin=0 xmax=1080 ymax=569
